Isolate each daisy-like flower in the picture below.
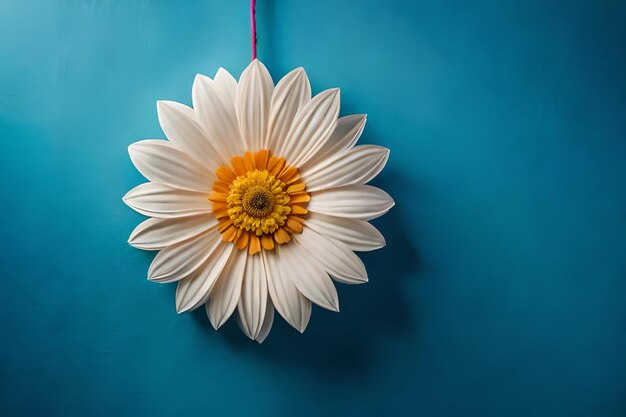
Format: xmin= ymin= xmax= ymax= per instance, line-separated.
xmin=124 ymin=60 xmax=394 ymax=342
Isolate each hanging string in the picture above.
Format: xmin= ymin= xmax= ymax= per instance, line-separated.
xmin=250 ymin=0 xmax=257 ymax=61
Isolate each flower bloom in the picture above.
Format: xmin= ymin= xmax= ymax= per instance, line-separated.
xmin=124 ymin=60 xmax=394 ymax=342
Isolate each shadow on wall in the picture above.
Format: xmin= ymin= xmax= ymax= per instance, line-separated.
xmin=256 ymin=0 xmax=278 ymax=68
xmin=191 ymin=3 xmax=423 ymax=374
xmin=190 ymin=166 xmax=423 ymax=379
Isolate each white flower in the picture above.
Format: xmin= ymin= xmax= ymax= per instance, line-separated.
xmin=124 ymin=60 xmax=394 ymax=342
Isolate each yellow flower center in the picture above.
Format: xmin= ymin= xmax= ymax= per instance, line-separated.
xmin=227 ymin=170 xmax=291 ymax=235
xmin=209 ymin=150 xmax=310 ymax=255
xmin=241 ymin=185 xmax=276 ymax=218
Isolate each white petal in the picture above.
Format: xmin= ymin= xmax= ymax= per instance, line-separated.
xmin=302 ymin=115 xmax=367 ymax=170
xmin=128 ymin=140 xmax=214 ymax=192
xmin=262 ymin=249 xmax=312 ymax=332
xmin=295 ymin=226 xmax=368 ymax=285
xmin=301 ymin=145 xmax=389 ymax=192
xmin=192 ymin=74 xmax=243 ymax=161
xmin=308 ymin=184 xmax=395 ymax=221
xmin=279 ymin=243 xmax=339 ymax=311
xmin=305 ymin=212 xmax=385 ymax=252
xmin=128 ymin=214 xmax=217 ymax=250
xmin=236 ymin=60 xmax=274 ymax=151
xmin=206 ymin=249 xmax=247 ymax=329
xmin=255 ymin=299 xmax=274 ymax=343
xmin=237 ymin=254 xmax=268 ymax=340
xmin=156 ymin=101 xmax=222 ymax=170
xmin=234 ymin=312 xmax=247 ymax=337
xmin=148 ymin=229 xmax=221 ymax=283
xmin=266 ymin=67 xmax=311 ymax=151
xmin=175 ymin=242 xmax=234 ymax=313
xmin=282 ymin=88 xmax=340 ymax=167
xmin=123 ymin=183 xmax=211 ymax=219
xmin=214 ymin=67 xmax=237 ymax=104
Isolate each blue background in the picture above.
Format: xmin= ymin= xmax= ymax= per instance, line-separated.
xmin=1 ymin=1 xmax=625 ymax=416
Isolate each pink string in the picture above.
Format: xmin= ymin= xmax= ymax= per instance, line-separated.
xmin=250 ymin=0 xmax=257 ymax=61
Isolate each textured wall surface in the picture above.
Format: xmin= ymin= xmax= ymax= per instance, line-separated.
xmin=1 ymin=1 xmax=625 ymax=416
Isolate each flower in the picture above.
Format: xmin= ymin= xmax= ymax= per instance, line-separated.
xmin=124 ymin=60 xmax=394 ymax=342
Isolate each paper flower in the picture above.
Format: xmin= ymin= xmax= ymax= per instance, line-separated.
xmin=124 ymin=60 xmax=394 ymax=342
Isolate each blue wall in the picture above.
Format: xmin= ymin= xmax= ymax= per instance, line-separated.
xmin=1 ymin=1 xmax=625 ymax=416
